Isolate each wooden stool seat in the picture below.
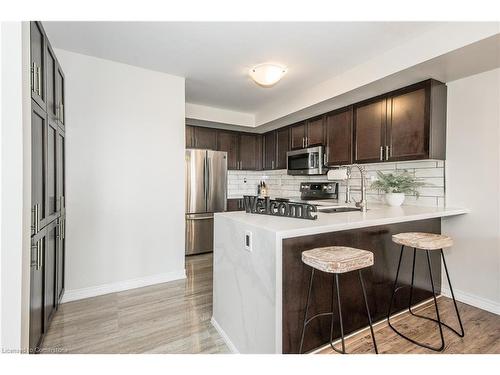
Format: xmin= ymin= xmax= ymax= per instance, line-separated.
xmin=302 ymin=246 xmax=374 ymax=274
xmin=392 ymin=232 xmax=453 ymax=250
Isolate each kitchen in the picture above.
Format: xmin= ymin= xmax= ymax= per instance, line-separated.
xmin=1 ymin=10 xmax=500 ymax=373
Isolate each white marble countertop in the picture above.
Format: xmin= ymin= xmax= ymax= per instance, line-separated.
xmin=215 ymin=204 xmax=469 ymax=239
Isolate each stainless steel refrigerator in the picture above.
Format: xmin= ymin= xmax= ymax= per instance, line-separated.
xmin=185 ymin=149 xmax=227 ymax=255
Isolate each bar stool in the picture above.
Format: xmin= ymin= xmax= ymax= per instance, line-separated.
xmin=387 ymin=232 xmax=465 ymax=352
xmin=299 ymin=246 xmax=378 ymax=354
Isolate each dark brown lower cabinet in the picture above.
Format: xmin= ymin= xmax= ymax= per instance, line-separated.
xmin=29 ymin=229 xmax=46 ymax=352
xmin=56 ymin=216 xmax=65 ymax=303
xmin=44 ymin=221 xmax=57 ymax=329
xmin=227 ymin=198 xmax=244 ymax=211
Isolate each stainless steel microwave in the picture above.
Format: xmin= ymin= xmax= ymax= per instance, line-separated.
xmin=287 ymin=146 xmax=327 ymax=175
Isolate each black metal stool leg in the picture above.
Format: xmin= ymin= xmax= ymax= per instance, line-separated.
xmin=441 ymin=249 xmax=465 ymax=337
xmin=299 ymin=268 xmax=315 ymax=354
xmin=425 ymin=249 xmax=445 ymax=351
xmin=387 ymin=245 xmax=405 ymax=322
xmin=359 ymin=270 xmax=378 ymax=354
xmin=408 ymin=248 xmax=417 ymax=311
xmin=335 ymin=274 xmax=346 ymax=354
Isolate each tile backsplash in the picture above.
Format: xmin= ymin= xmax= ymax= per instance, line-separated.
xmin=227 ymin=160 xmax=445 ymax=207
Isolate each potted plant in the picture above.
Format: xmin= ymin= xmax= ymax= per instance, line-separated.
xmin=370 ymin=170 xmax=425 ymax=206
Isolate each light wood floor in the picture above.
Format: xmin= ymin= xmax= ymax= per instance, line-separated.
xmin=42 ymin=253 xmax=229 ymax=354
xmin=43 ymin=253 xmax=499 ymax=354
xmin=319 ymin=296 xmax=500 ymax=354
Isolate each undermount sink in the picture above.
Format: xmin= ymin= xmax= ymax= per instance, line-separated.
xmin=317 ymin=206 xmax=363 ymax=213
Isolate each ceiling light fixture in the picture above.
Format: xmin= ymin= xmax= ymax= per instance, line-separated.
xmin=249 ymin=63 xmax=287 ymax=88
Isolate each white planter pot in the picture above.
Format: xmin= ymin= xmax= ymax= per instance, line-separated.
xmin=385 ymin=193 xmax=405 ymax=207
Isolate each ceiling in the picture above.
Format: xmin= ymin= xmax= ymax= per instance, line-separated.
xmin=42 ymin=22 xmax=442 ymax=114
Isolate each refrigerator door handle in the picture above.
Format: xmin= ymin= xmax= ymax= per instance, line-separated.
xmin=203 ymin=154 xmax=208 ymax=207
xmin=207 ymin=155 xmax=211 ymax=207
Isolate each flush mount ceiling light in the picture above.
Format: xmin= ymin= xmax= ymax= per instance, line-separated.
xmin=249 ymin=63 xmax=287 ymax=88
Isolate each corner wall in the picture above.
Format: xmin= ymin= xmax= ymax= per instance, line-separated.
xmin=442 ymin=68 xmax=500 ymax=314
xmin=54 ymin=49 xmax=186 ymax=302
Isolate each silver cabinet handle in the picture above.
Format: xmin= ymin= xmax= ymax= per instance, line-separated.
xmin=36 ymin=240 xmax=41 ymax=270
xmin=60 ymin=103 xmax=64 ymax=123
xmin=271 ymin=160 xmax=274 ymax=169
xmin=39 ymin=240 xmax=43 ymax=269
xmin=325 ymin=152 xmax=329 ymax=164
xmin=380 ymin=146 xmax=383 ymax=161
xmin=62 ymin=218 xmax=65 ymax=239
xmin=31 ymin=242 xmax=38 ymax=268
xmin=302 ymin=137 xmax=305 ymax=148
xmin=305 ymin=137 xmax=308 ymax=147
xmin=385 ymin=145 xmax=390 ymax=160
xmin=36 ymin=65 xmax=41 ymax=96
xmin=31 ymin=203 xmax=39 ymax=234
xmin=31 ymin=62 xmax=36 ymax=93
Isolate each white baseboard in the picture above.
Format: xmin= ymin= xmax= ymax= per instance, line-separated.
xmin=61 ymin=269 xmax=187 ymax=303
xmin=210 ymin=317 xmax=239 ymax=353
xmin=441 ymin=286 xmax=500 ymax=315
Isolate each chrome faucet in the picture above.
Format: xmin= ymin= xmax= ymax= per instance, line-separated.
xmin=343 ymin=164 xmax=368 ymax=212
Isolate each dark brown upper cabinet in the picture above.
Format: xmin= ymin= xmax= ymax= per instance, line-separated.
xmin=31 ymin=104 xmax=48 ymax=236
xmin=56 ymin=63 xmax=65 ymax=127
xmin=185 ymin=125 xmax=195 ymax=148
xmin=290 ymin=118 xmax=325 ymax=150
xmin=217 ymin=130 xmax=239 ymax=170
xmin=56 ymin=127 xmax=66 ymax=215
xmin=263 ymin=131 xmax=277 ymax=170
xmin=45 ymin=44 xmax=58 ymax=120
xmin=325 ymin=107 xmax=352 ymax=166
xmin=290 ymin=122 xmax=307 ymax=150
xmin=30 ymin=21 xmax=46 ymax=111
xmin=193 ymin=126 xmax=217 ymax=150
xmin=385 ymin=80 xmax=446 ymax=161
xmin=354 ymin=98 xmax=387 ymax=163
xmin=276 ymin=127 xmax=290 ymax=169
xmin=239 ymin=133 xmax=262 ymax=170
xmin=46 ymin=118 xmax=58 ymax=223
xmin=306 ymin=116 xmax=325 ymax=147
xmin=354 ymin=79 xmax=446 ymax=164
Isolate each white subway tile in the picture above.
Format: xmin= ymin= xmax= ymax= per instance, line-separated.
xmin=414 ymin=168 xmax=444 ymax=178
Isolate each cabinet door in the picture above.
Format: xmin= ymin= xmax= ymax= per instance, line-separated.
xmin=30 ymin=21 xmax=46 ymax=110
xmin=29 ymin=230 xmax=46 ymax=352
xmin=263 ymin=131 xmax=276 ymax=170
xmin=217 ymin=130 xmax=239 ymax=170
xmin=290 ymin=122 xmax=306 ymax=150
xmin=194 ymin=127 xmax=217 ymax=150
xmin=56 ymin=64 xmax=65 ymax=126
xmin=32 ymin=105 xmax=47 ymax=234
xmin=56 ymin=127 xmax=66 ymax=215
xmin=386 ymin=86 xmax=429 ymax=161
xmin=185 ymin=125 xmax=195 ymax=148
xmin=227 ymin=199 xmax=243 ymax=211
xmin=46 ymin=119 xmax=58 ymax=221
xmin=239 ymin=134 xmax=259 ymax=170
xmin=354 ymin=98 xmax=386 ymax=163
xmin=46 ymin=45 xmax=57 ymax=119
xmin=44 ymin=221 xmax=57 ymax=329
xmin=325 ymin=108 xmax=352 ymax=166
xmin=306 ymin=117 xmax=325 ymax=147
xmin=276 ymin=127 xmax=290 ymax=169
xmin=56 ymin=217 xmax=65 ymax=305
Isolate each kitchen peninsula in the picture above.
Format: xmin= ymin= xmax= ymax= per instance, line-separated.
xmin=212 ymin=204 xmax=468 ymax=354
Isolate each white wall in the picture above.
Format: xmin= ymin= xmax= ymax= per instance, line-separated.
xmin=54 ymin=49 xmax=186 ymax=302
xmin=442 ymin=68 xmax=500 ymax=314
xmin=186 ymin=103 xmax=255 ymax=128
xmin=0 ymin=21 xmax=31 ymax=352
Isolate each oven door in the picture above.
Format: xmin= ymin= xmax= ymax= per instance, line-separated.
xmin=287 ymin=146 xmax=325 ymax=175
